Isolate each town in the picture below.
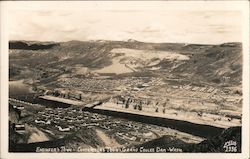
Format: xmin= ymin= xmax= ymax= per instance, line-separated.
xmin=9 ymin=97 xmax=204 ymax=148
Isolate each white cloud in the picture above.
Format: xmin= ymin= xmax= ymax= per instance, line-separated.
xmin=7 ymin=2 xmax=242 ymax=44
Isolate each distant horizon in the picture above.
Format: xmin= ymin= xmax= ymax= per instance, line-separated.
xmin=8 ymin=39 xmax=242 ymax=46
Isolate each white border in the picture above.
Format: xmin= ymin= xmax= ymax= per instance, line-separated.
xmin=1 ymin=1 xmax=249 ymax=159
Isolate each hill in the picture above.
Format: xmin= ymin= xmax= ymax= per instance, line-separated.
xmin=134 ymin=126 xmax=241 ymax=153
xmin=9 ymin=40 xmax=242 ymax=86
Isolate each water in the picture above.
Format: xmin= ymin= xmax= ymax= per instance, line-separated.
xmin=9 ymin=80 xmax=70 ymax=108
xmin=9 ymin=80 xmax=34 ymax=96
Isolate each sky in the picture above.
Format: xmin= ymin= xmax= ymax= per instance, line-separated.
xmin=7 ymin=1 xmax=243 ymax=44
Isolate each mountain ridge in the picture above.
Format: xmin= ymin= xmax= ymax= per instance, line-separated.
xmin=9 ymin=40 xmax=242 ymax=86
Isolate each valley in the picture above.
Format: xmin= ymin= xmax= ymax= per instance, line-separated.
xmin=9 ymin=40 xmax=242 ymax=152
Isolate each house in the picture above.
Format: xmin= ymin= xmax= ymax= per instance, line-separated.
xmin=46 ymin=120 xmax=51 ymax=125
xmin=123 ymin=134 xmax=137 ymax=141
xmin=15 ymin=124 xmax=25 ymax=133
xmin=35 ymin=119 xmax=46 ymax=124
xmin=56 ymin=125 xmax=71 ymax=132
xmin=13 ymin=105 xmax=24 ymax=110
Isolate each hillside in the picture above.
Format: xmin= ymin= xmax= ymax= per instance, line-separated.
xmin=9 ymin=40 xmax=242 ymax=86
xmin=134 ymin=126 xmax=241 ymax=153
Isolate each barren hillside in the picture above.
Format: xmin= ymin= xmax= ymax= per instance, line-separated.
xmin=9 ymin=40 xmax=242 ymax=87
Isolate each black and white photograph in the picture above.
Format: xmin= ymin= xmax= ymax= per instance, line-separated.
xmin=0 ymin=1 xmax=249 ymax=159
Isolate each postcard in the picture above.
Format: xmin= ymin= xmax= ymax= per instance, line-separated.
xmin=0 ymin=1 xmax=249 ymax=159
